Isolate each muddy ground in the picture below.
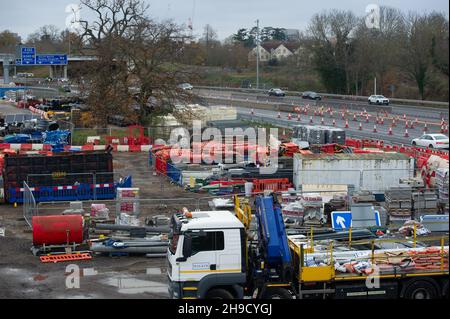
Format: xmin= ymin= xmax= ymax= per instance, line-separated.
xmin=0 ymin=152 xmax=206 ymax=299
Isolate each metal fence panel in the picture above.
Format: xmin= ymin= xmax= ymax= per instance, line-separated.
xmin=23 ymin=182 xmax=36 ymax=228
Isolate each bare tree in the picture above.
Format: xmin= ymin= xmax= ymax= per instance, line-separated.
xmin=76 ymin=0 xmax=193 ymax=126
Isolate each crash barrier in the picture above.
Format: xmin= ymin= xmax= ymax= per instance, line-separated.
xmin=196 ymin=86 xmax=450 ymax=108
xmin=72 ymin=125 xmax=174 ymax=147
xmin=8 ymin=175 xmax=132 ymax=204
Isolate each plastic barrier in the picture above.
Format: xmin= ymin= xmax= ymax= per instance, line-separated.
xmin=155 ymin=156 xmax=167 ymax=175
xmin=166 ymin=162 xmax=182 ymax=185
xmin=252 ymin=178 xmax=292 ymax=193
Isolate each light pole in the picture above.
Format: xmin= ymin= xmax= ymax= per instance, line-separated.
xmin=256 ymin=19 xmax=260 ymax=90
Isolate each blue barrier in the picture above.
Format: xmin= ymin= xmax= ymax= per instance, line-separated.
xmin=7 ymin=175 xmax=133 ymax=203
xmin=166 ymin=162 xmax=182 ymax=185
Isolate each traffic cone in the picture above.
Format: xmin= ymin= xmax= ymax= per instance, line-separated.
xmin=388 ymin=127 xmax=393 ymax=135
xmin=288 ymin=113 xmax=292 ymax=120
xmin=424 ymin=123 xmax=428 ymax=132
xmin=297 ymin=114 xmax=301 ymax=121
xmin=353 ymin=114 xmax=357 ymax=121
xmin=277 ymin=112 xmax=281 ymax=118
xmin=359 ymin=123 xmax=363 ymax=131
xmin=345 ymin=119 xmax=349 ymax=128
xmin=314 ymin=110 xmax=317 ymax=116
xmin=310 ymin=116 xmax=313 ymax=124
xmin=441 ymin=125 xmax=445 ymax=133
xmin=392 ymin=119 xmax=396 ymax=127
xmin=380 ymin=117 xmax=384 ymax=125
xmin=321 ymin=117 xmax=325 ymax=125
xmin=333 ymin=119 xmax=336 ymax=127
xmin=405 ymin=121 xmax=409 ymax=129
xmin=403 ymin=114 xmax=406 ymax=120
xmin=410 ymin=120 xmax=414 ymax=129
xmin=373 ymin=125 xmax=377 ymax=133
xmin=404 ymin=129 xmax=409 ymax=137
xmin=251 ymin=108 xmax=254 ymax=115
xmin=366 ymin=115 xmax=369 ymax=123
xmin=342 ymin=113 xmax=345 ymax=120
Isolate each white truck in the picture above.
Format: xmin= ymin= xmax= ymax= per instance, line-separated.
xmin=167 ymin=195 xmax=449 ymax=299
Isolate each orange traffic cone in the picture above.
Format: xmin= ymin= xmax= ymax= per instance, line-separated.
xmin=366 ymin=115 xmax=369 ymax=123
xmin=405 ymin=121 xmax=409 ymax=129
xmin=388 ymin=127 xmax=393 ymax=135
xmin=297 ymin=114 xmax=301 ymax=121
xmin=310 ymin=116 xmax=313 ymax=124
xmin=380 ymin=117 xmax=384 ymax=125
xmin=404 ymin=129 xmax=409 ymax=137
xmin=359 ymin=123 xmax=363 ymax=131
xmin=345 ymin=119 xmax=349 ymax=128
xmin=373 ymin=125 xmax=377 ymax=133
xmin=321 ymin=117 xmax=325 ymax=125
xmin=424 ymin=123 xmax=428 ymax=132
xmin=353 ymin=114 xmax=357 ymax=121
xmin=288 ymin=113 xmax=292 ymax=120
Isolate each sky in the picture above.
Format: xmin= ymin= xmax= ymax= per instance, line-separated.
xmin=1 ymin=0 xmax=448 ymax=41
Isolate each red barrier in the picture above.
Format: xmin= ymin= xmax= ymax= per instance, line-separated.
xmin=155 ymin=156 xmax=167 ymax=174
xmin=252 ymin=178 xmax=292 ymax=193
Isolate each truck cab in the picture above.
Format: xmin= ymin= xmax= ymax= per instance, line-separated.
xmin=167 ymin=210 xmax=247 ymax=299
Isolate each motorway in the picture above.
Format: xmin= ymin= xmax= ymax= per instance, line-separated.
xmin=196 ymin=88 xmax=449 ymax=149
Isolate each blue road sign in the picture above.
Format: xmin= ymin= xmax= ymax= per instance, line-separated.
xmin=21 ymin=47 xmax=36 ymax=65
xmin=331 ymin=211 xmax=381 ymax=230
xmin=36 ymin=54 xmax=68 ymax=65
xmin=331 ymin=211 xmax=352 ymax=230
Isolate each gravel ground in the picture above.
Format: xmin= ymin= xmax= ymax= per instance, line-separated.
xmin=0 ymin=152 xmax=205 ymax=299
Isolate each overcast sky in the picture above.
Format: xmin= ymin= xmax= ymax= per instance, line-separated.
xmin=1 ymin=0 xmax=448 ymax=41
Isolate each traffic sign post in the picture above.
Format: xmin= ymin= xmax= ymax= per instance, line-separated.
xmin=331 ymin=211 xmax=381 ymax=230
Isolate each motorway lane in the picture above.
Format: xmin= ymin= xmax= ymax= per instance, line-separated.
xmin=0 ymin=100 xmax=33 ymax=116
xmin=197 ymin=89 xmax=449 ymax=122
xmin=235 ymin=106 xmax=448 ymax=150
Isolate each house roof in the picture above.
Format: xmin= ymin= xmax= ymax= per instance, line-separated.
xmin=260 ymin=41 xmax=300 ymax=53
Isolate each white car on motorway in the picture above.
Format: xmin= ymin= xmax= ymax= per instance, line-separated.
xmin=412 ymin=134 xmax=449 ymax=149
xmin=368 ymin=95 xmax=390 ymax=105
xmin=178 ymin=83 xmax=193 ymax=91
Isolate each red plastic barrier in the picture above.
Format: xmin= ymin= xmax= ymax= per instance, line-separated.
xmin=155 ymin=156 xmax=167 ymax=174
xmin=252 ymin=178 xmax=292 ymax=193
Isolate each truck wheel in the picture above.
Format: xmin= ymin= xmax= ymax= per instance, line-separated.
xmin=261 ymin=287 xmax=293 ymax=299
xmin=206 ymin=288 xmax=234 ymax=299
xmin=402 ymin=279 xmax=438 ymax=299
xmin=442 ymin=280 xmax=449 ymax=299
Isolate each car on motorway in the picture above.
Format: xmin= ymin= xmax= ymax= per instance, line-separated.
xmin=301 ymin=91 xmax=322 ymax=100
xmin=412 ymin=134 xmax=449 ymax=149
xmin=368 ymin=95 xmax=390 ymax=105
xmin=268 ymin=88 xmax=285 ymax=97
xmin=178 ymin=83 xmax=193 ymax=91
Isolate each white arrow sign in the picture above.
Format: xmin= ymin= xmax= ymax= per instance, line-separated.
xmin=336 ymin=216 xmax=347 ymax=229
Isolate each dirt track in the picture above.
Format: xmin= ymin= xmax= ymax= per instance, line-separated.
xmin=0 ymin=152 xmax=204 ymax=299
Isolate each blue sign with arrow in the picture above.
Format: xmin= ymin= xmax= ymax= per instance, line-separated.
xmin=21 ymin=47 xmax=36 ymax=65
xmin=331 ymin=211 xmax=381 ymax=230
xmin=36 ymin=54 xmax=68 ymax=65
